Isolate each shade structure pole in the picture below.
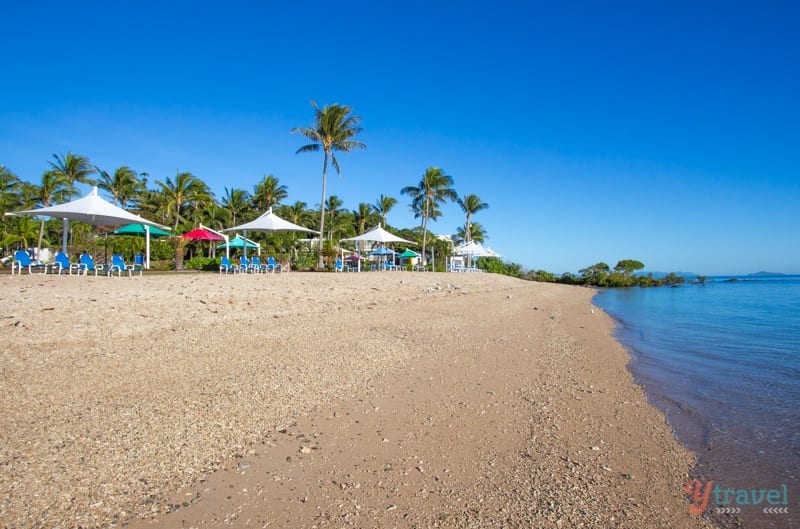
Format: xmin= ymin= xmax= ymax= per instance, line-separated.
xmin=145 ymin=225 xmax=151 ymax=270
xmin=62 ymin=218 xmax=69 ymax=254
xmin=243 ymin=231 xmax=248 ymax=259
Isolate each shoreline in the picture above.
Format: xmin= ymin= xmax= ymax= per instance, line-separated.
xmin=594 ymin=285 xmax=798 ymax=529
xmin=1 ymin=272 xmax=713 ymax=528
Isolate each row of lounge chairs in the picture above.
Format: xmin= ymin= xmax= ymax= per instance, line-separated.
xmin=334 ymin=259 xmax=430 ymax=272
xmin=220 ymin=255 xmax=286 ymax=274
xmin=10 ymin=250 xmax=142 ymax=278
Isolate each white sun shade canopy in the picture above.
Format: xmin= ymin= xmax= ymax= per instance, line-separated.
xmin=341 ymin=224 xmax=415 ymax=244
xmin=223 ymin=208 xmax=320 ymax=233
xmin=13 ymin=187 xmax=167 ymax=229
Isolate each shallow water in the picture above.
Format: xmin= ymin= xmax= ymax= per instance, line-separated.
xmin=594 ymin=276 xmax=800 ymax=528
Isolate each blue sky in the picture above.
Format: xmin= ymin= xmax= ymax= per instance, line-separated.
xmin=2 ymin=1 xmax=798 ymax=274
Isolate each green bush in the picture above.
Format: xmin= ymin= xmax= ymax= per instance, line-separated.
xmin=185 ymin=256 xmax=220 ymax=271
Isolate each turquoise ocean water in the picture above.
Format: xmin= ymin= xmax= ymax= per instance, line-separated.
xmin=594 ymin=276 xmax=799 ymax=529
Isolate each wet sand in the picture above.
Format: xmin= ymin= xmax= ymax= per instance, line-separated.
xmin=0 ymin=271 xmax=714 ymax=528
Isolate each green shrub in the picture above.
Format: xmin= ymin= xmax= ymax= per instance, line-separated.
xmin=185 ymin=256 xmax=220 ymax=271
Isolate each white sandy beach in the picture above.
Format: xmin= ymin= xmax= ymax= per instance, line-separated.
xmin=0 ymin=271 xmax=714 ymax=528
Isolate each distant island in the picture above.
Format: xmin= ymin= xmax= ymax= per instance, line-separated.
xmin=748 ymin=271 xmax=787 ymax=277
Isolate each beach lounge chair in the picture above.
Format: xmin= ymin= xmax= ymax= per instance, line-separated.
xmin=249 ymin=256 xmax=265 ymax=273
xmin=11 ymin=250 xmax=45 ymax=275
xmin=219 ymin=256 xmax=236 ymax=274
xmin=109 ymin=254 xmax=140 ymax=278
xmin=267 ymin=256 xmax=281 ymax=273
xmin=447 ymin=257 xmax=466 ymax=273
xmin=334 ymin=258 xmax=346 ymax=272
xmin=48 ymin=252 xmax=80 ymax=275
xmin=238 ymin=256 xmax=251 ymax=273
xmin=78 ymin=253 xmax=105 ymax=276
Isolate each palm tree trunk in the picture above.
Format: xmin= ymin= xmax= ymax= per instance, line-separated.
xmin=37 ymin=219 xmax=45 ymax=252
xmin=421 ymin=198 xmax=430 ymax=266
xmin=317 ymin=153 xmax=329 ymax=269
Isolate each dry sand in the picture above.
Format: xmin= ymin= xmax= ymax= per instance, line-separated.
xmin=0 ymin=271 xmax=715 ymax=529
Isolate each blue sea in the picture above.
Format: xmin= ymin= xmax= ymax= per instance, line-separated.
xmin=594 ymin=276 xmax=800 ymax=529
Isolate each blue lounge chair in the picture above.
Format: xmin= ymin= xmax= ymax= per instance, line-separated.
xmin=48 ymin=252 xmax=80 ymax=275
xmin=267 ymin=256 xmax=281 ymax=273
xmin=219 ymin=256 xmax=236 ymax=274
xmin=78 ymin=253 xmax=105 ymax=276
xmin=249 ymin=256 xmax=265 ymax=273
xmin=334 ymin=258 xmax=346 ymax=272
xmin=109 ymin=254 xmax=140 ymax=278
xmin=238 ymin=256 xmax=251 ymax=273
xmin=11 ymin=250 xmax=44 ymax=275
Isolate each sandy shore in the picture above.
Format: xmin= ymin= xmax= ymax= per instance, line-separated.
xmin=0 ymin=271 xmax=714 ymax=528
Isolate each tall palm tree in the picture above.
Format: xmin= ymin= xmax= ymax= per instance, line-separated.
xmin=33 ymin=171 xmax=71 ymax=250
xmin=372 ymin=194 xmax=397 ymax=226
xmin=222 ymin=187 xmax=252 ymax=225
xmin=96 ymin=166 xmax=145 ymax=208
xmin=292 ymin=101 xmax=366 ymax=268
xmin=456 ymin=193 xmax=489 ymax=243
xmin=252 ymin=174 xmax=288 ymax=211
xmin=156 ymin=171 xmax=212 ymax=231
xmin=48 ymin=153 xmax=96 ymax=197
xmin=401 ymin=167 xmax=457 ymax=265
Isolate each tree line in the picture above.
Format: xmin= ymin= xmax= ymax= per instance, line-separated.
xmin=0 ymin=101 xmax=491 ymax=270
xmin=478 ymin=257 xmax=702 ymax=287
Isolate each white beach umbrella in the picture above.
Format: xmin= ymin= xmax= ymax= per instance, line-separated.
xmin=341 ymin=224 xmax=415 ymax=271
xmin=454 ymin=240 xmax=492 ymax=257
xmin=11 ymin=186 xmax=168 ymax=269
xmin=341 ymin=224 xmax=416 ymax=244
xmin=222 ymin=207 xmax=320 ymax=258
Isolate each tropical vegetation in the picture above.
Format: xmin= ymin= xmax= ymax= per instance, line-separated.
xmin=0 ymin=102 xmax=514 ymax=276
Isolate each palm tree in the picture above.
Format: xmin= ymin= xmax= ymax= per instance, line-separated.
xmin=456 ymin=193 xmax=489 ymax=243
xmin=156 ymin=171 xmax=212 ymax=232
xmin=279 ymin=201 xmax=314 ymax=227
xmin=222 ymin=187 xmax=251 ymax=225
xmin=1 ymin=216 xmax=41 ymax=250
xmin=456 ymin=221 xmax=486 ymax=244
xmin=96 ymin=166 xmax=145 ymax=208
xmin=32 ymin=170 xmax=71 ymax=250
xmin=372 ymin=194 xmax=397 ymax=226
xmin=324 ymin=195 xmax=346 ymax=242
xmin=401 ymin=167 xmax=457 ymax=265
xmin=137 ymin=189 xmax=170 ymax=226
xmin=292 ymin=101 xmax=366 ymax=268
xmin=252 ymin=174 xmax=288 ymax=211
xmin=0 ymin=165 xmax=21 ymax=216
xmin=353 ymin=202 xmax=377 ymax=234
xmin=48 ymin=153 xmax=96 ymax=197
xmin=200 ymin=203 xmax=231 ymax=232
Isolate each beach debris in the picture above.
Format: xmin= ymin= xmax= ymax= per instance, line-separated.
xmin=299 ymin=446 xmax=311 ymax=454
